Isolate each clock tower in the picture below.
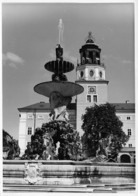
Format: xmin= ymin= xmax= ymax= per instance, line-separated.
xmin=76 ymin=32 xmax=109 ymax=135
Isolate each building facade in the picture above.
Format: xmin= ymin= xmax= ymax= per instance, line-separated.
xmin=18 ymin=33 xmax=135 ymax=162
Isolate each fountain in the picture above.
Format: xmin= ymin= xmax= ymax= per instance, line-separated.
xmin=20 ymin=19 xmax=84 ymax=161
xmin=34 ymin=19 xmax=83 ymax=118
xmin=3 ymin=20 xmax=135 ymax=192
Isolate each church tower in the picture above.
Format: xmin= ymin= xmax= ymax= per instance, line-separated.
xmin=76 ymin=32 xmax=109 ymax=135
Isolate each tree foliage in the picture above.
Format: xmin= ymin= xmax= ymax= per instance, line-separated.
xmin=21 ymin=121 xmax=82 ymax=160
xmin=3 ymin=130 xmax=20 ymax=159
xmin=81 ymin=103 xmax=129 ymax=159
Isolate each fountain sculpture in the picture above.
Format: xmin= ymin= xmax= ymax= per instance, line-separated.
xmin=34 ymin=20 xmax=83 ymax=121
xmin=21 ymin=19 xmax=84 ymax=160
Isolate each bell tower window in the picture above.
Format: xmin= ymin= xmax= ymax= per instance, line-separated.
xmin=89 ymin=51 xmax=93 ymax=63
xmin=93 ymin=51 xmax=96 ymax=64
xmin=96 ymin=52 xmax=100 ymax=64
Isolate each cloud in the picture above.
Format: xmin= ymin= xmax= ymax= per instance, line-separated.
xmin=3 ymin=52 xmax=24 ymax=68
xmin=102 ymin=54 xmax=133 ymax=67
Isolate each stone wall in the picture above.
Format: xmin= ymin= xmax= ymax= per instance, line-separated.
xmin=3 ymin=160 xmax=135 ymax=186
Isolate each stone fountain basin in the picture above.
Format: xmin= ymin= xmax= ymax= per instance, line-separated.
xmin=3 ymin=160 xmax=135 ymax=185
xmin=34 ymin=81 xmax=84 ymax=97
xmin=44 ymin=60 xmax=74 ymax=74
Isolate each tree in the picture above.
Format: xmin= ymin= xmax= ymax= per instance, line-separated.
xmin=3 ymin=130 xmax=20 ymax=159
xmin=81 ymin=103 xmax=129 ymax=160
xmin=21 ymin=120 xmax=82 ymax=160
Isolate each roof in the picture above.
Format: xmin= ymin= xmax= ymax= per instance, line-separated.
xmin=121 ymin=147 xmax=135 ymax=152
xmin=75 ymin=80 xmax=109 ymax=84
xmin=18 ymin=102 xmax=134 ymax=113
xmin=111 ymin=103 xmax=135 ymax=113
xmin=18 ymin=102 xmax=76 ymax=112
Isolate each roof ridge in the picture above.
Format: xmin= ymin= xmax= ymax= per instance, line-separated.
xmin=18 ymin=102 xmax=76 ymax=111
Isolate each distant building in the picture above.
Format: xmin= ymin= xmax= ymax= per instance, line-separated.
xmin=18 ymin=33 xmax=135 ymax=163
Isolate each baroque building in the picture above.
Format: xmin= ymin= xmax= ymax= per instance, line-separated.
xmin=18 ymin=33 xmax=135 ymax=163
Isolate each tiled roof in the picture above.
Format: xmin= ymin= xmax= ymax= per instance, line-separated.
xmin=18 ymin=102 xmax=134 ymax=113
xmin=111 ymin=103 xmax=135 ymax=113
xmin=18 ymin=102 xmax=76 ymax=112
xmin=121 ymin=147 xmax=135 ymax=152
xmin=18 ymin=102 xmax=50 ymax=112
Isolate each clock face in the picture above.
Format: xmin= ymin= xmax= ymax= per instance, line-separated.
xmin=88 ymin=86 xmax=96 ymax=94
xmin=90 ymin=69 xmax=94 ymax=77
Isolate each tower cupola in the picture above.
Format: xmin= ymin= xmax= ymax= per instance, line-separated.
xmin=79 ymin=32 xmax=101 ymax=65
xmin=77 ymin=32 xmax=105 ymax=81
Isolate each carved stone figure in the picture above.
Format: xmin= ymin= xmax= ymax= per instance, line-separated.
xmin=49 ymin=91 xmax=71 ymax=121
xmin=42 ymin=132 xmax=55 ymax=160
xmin=56 ymin=44 xmax=63 ymax=61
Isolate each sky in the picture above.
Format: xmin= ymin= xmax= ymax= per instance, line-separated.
xmin=2 ymin=2 xmax=135 ymax=139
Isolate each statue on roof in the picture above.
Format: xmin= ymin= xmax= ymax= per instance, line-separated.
xmin=85 ymin=31 xmax=95 ymax=43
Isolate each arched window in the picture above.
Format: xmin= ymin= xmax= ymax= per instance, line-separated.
xmin=120 ymin=154 xmax=131 ymax=163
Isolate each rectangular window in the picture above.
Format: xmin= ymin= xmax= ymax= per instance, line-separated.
xmin=129 ymin=144 xmax=132 ymax=147
xmin=87 ymin=95 xmax=91 ymax=103
xmin=37 ymin=115 xmax=44 ymax=119
xmin=93 ymin=95 xmax=97 ymax=103
xmin=28 ymin=127 xmax=32 ymax=135
xmin=127 ymin=116 xmax=131 ymax=120
xmin=128 ymin=129 xmax=131 ymax=136
xmin=28 ymin=114 xmax=33 ymax=119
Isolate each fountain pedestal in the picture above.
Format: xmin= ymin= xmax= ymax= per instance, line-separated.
xmin=34 ymin=44 xmax=83 ymax=122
